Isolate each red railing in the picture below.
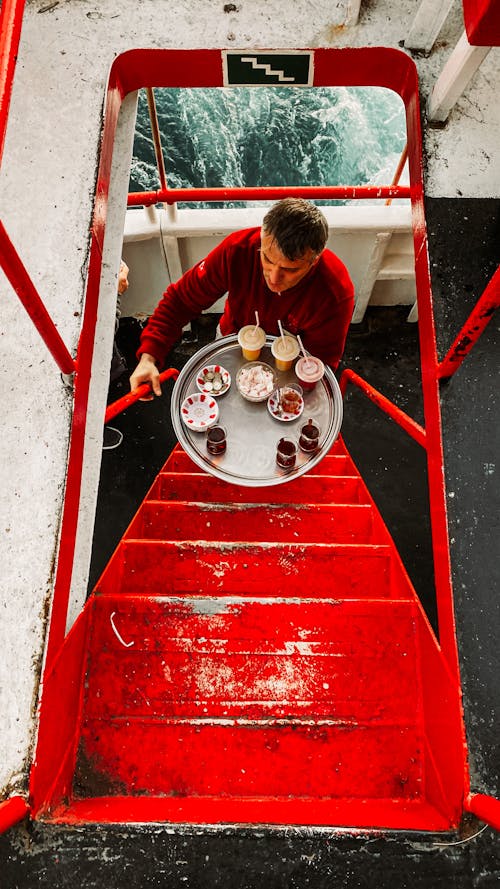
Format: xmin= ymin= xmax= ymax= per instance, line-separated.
xmin=0 ymin=0 xmax=26 ymax=165
xmin=339 ymin=368 xmax=427 ymax=448
xmin=438 ymin=263 xmax=500 ymax=379
xmin=128 ymin=183 xmax=411 ymax=207
xmin=104 ymin=368 xmax=179 ymax=422
xmin=465 ymin=793 xmax=500 ymax=832
xmin=385 ymin=143 xmax=408 ymax=206
xmin=0 ymin=795 xmax=29 ymax=833
xmin=0 ymin=0 xmax=76 ymax=377
xmin=0 ymin=221 xmax=76 ymax=375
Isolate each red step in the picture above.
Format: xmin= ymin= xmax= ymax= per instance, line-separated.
xmin=126 ymin=501 xmax=378 ymax=544
xmin=95 ymin=539 xmax=401 ymax=599
xmin=151 ymin=471 xmax=366 ymax=504
xmin=76 ymin=596 xmax=423 ymax=801
xmin=162 ymin=438 xmax=352 ymax=476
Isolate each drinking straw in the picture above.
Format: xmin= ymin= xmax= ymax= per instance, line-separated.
xmin=297 ymin=334 xmax=312 ymax=367
xmin=277 ymin=319 xmax=287 ymax=350
xmin=252 ymin=310 xmax=260 ymax=334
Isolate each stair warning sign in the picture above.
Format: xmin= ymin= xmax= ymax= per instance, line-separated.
xmin=223 ymin=52 xmax=313 ymax=87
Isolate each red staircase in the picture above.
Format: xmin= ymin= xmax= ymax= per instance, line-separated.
xmin=45 ymin=438 xmax=464 ymax=831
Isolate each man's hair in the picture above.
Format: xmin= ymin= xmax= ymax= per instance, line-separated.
xmin=262 ymin=199 xmax=329 ymax=260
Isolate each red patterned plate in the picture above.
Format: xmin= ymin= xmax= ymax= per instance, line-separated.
xmin=267 ymin=387 xmax=304 ymax=422
xmin=195 ymin=364 xmax=231 ymax=396
xmin=180 ymin=393 xmax=219 ymax=431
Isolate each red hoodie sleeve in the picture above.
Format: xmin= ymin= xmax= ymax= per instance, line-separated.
xmin=137 ymin=238 xmax=232 ymax=367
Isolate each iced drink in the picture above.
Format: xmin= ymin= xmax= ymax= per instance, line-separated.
xmin=294 ymin=355 xmax=325 ymax=391
xmin=238 ymin=324 xmax=266 ymax=360
xmin=271 ymin=335 xmax=300 ymax=371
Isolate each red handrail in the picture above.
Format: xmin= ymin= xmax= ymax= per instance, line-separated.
xmin=0 ymin=0 xmax=25 ymax=167
xmin=128 ymin=183 xmax=411 ymax=207
xmin=339 ymin=367 xmax=427 ymax=448
xmin=0 ymin=220 xmax=76 ymax=375
xmin=465 ymin=793 xmax=500 ymax=832
xmin=385 ymin=143 xmax=408 ymax=206
xmin=438 ymin=263 xmax=500 ymax=379
xmin=104 ymin=367 xmax=179 ymax=423
xmin=0 ymin=795 xmax=29 ymax=833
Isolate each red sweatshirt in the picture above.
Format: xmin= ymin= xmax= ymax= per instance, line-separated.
xmin=138 ymin=227 xmax=354 ymax=370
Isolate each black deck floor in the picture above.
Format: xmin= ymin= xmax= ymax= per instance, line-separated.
xmin=425 ymin=197 xmax=500 ymax=805
xmin=2 ymin=197 xmax=498 ymax=887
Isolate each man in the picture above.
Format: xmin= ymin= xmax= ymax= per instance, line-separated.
xmin=104 ymin=259 xmax=131 ymax=449
xmin=130 ymin=199 xmax=354 ymax=397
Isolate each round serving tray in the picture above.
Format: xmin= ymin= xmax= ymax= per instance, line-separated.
xmin=171 ymin=335 xmax=343 ymax=487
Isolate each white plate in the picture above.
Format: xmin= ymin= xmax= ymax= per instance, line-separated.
xmin=180 ymin=393 xmax=219 ymax=431
xmin=267 ymin=389 xmax=304 ymax=422
xmin=196 ymin=364 xmax=231 ymax=396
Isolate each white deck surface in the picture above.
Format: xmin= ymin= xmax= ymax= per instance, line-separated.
xmin=0 ymin=0 xmax=499 ymax=796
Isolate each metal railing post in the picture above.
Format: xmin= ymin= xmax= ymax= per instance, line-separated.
xmin=145 ymin=87 xmax=179 ymax=222
xmin=0 ymin=0 xmax=26 ymax=167
xmin=385 ymin=143 xmax=408 ymax=205
xmin=465 ymin=793 xmax=500 ymax=833
xmin=0 ymin=795 xmax=29 ymax=833
xmin=145 ymin=87 xmax=168 ymax=194
xmin=438 ymin=263 xmax=500 ymax=379
xmin=0 ymin=221 xmax=76 ymax=376
xmin=339 ymin=368 xmax=427 ymax=448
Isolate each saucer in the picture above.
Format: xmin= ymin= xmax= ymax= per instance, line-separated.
xmin=267 ymin=389 xmax=304 ymax=422
xmin=196 ymin=364 xmax=231 ymax=396
xmin=180 ymin=393 xmax=219 ymax=431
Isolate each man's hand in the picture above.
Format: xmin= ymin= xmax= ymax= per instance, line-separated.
xmin=130 ymin=353 xmax=161 ymax=401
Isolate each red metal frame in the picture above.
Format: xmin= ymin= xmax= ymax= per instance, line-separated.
xmin=28 ymin=46 xmax=467 ymax=825
xmin=145 ymin=87 xmax=168 ymax=194
xmin=0 ymin=0 xmax=76 ymax=377
xmin=385 ymin=143 xmax=408 ymax=205
xmin=104 ymin=368 xmax=179 ymax=423
xmin=128 ymin=184 xmax=411 ymax=207
xmin=0 ymin=0 xmax=26 ymax=166
xmin=438 ymin=263 xmax=500 ymax=379
xmin=462 ymin=0 xmax=500 ymax=46
xmin=0 ymin=221 xmax=76 ymax=375
xmin=339 ymin=369 xmax=427 ymax=448
xmin=0 ymin=796 xmax=29 ymax=833
xmin=465 ymin=793 xmax=500 ymax=831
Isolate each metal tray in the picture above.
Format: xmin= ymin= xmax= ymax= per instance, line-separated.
xmin=171 ymin=335 xmax=343 ymax=487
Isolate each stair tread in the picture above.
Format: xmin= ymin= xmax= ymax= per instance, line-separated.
xmin=49 ymin=795 xmax=452 ymax=831
xmin=127 ymin=501 xmax=381 ymax=545
xmin=96 ymin=539 xmax=408 ymax=599
xmin=76 ymin=720 xmax=424 ymax=801
xmin=152 ymin=472 xmax=367 ymax=504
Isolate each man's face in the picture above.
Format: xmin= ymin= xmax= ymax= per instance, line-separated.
xmin=260 ymin=234 xmax=320 ymax=294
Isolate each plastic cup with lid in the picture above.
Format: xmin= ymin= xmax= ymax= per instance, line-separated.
xmin=238 ymin=324 xmax=266 ymax=360
xmin=271 ymin=334 xmax=300 ymax=371
xmin=294 ymin=355 xmax=325 ymax=391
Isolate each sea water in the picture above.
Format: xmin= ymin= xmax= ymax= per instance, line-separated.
xmin=130 ymin=86 xmax=407 ymax=206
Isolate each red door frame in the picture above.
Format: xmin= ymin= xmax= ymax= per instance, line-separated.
xmin=32 ymin=47 xmax=466 ymax=816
